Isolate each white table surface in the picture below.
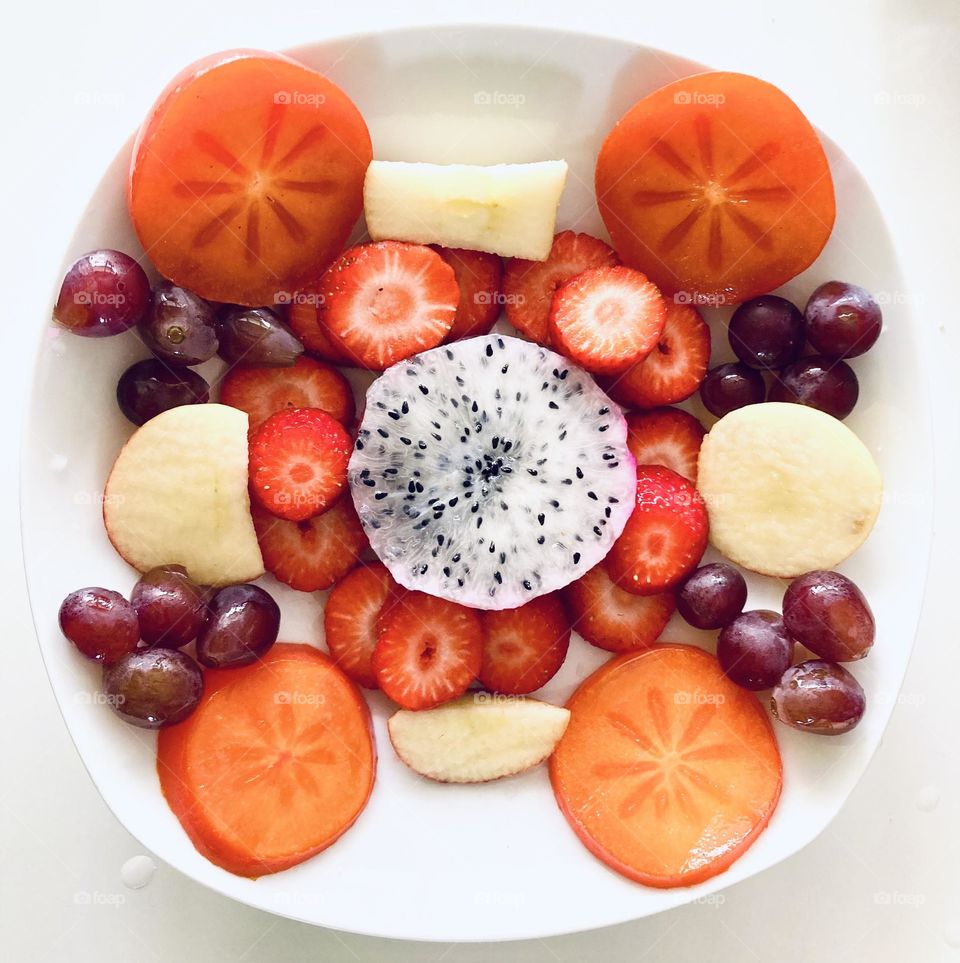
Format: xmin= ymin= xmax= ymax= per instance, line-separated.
xmin=3 ymin=1 xmax=958 ymax=959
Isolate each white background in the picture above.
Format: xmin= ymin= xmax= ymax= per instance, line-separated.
xmin=2 ymin=0 xmax=958 ymax=959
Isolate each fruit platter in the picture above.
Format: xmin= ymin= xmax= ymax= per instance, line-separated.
xmin=22 ymin=27 xmax=932 ymax=941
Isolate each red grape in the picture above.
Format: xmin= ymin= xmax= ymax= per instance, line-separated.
xmin=804 ymin=281 xmax=882 ymax=358
xmin=196 ymin=584 xmax=280 ymax=668
xmin=59 ymin=587 xmax=140 ymax=664
xmin=699 ymin=362 xmax=765 ymax=418
xmin=768 ymin=356 xmax=858 ymax=420
xmin=116 ymin=359 xmax=209 ymax=425
xmin=102 ymin=648 xmax=203 ymax=728
xmin=53 ymin=250 xmax=151 ymax=337
xmin=677 ymin=563 xmax=747 ymax=629
xmin=717 ymin=610 xmax=794 ymax=690
xmin=771 ymin=660 xmax=865 ymax=735
xmin=131 ymin=565 xmax=207 ymax=649
xmin=729 ymin=295 xmax=804 ymax=369
xmin=217 ymin=307 xmax=304 ymax=367
xmin=783 ymin=570 xmax=874 ymax=661
xmin=139 ymin=282 xmax=218 ymax=365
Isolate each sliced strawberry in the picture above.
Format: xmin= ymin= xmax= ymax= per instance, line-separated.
xmin=249 ymin=408 xmax=352 ymax=521
xmin=251 ymin=498 xmax=367 ymax=592
xmin=324 ymin=563 xmax=397 ymax=689
xmin=286 ymin=296 xmax=351 ymax=365
xmin=604 ymin=301 xmax=711 ymax=408
xmin=373 ymin=591 xmax=483 ymax=710
xmin=219 ymin=355 xmax=355 ymax=432
xmin=478 ymin=594 xmax=570 ymax=695
xmin=317 ymin=241 xmax=459 ymax=369
xmin=503 ymin=231 xmax=619 ymax=345
xmin=625 ymin=407 xmax=706 ymax=485
xmin=564 ymin=563 xmax=675 ymax=652
xmin=433 ymin=246 xmax=504 ymax=342
xmin=549 ymin=266 xmax=666 ymax=374
xmin=606 ymin=465 xmax=709 ymax=596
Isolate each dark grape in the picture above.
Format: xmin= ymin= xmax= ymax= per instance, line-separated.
xmin=771 ymin=660 xmax=865 ymax=735
xmin=699 ymin=362 xmax=765 ymax=418
xmin=728 ymin=295 xmax=804 ymax=369
xmin=102 ymin=648 xmax=203 ymax=728
xmin=217 ymin=307 xmax=304 ymax=367
xmin=782 ymin=570 xmax=874 ymax=661
xmin=196 ymin=584 xmax=280 ymax=668
xmin=131 ymin=565 xmax=207 ymax=649
xmin=138 ymin=282 xmax=218 ymax=365
xmin=59 ymin=587 xmax=140 ymax=664
xmin=116 ymin=358 xmax=209 ymax=425
xmin=677 ymin=563 xmax=748 ymax=629
xmin=53 ymin=250 xmax=151 ymax=337
xmin=804 ymin=281 xmax=882 ymax=359
xmin=717 ymin=610 xmax=794 ymax=690
xmin=768 ymin=356 xmax=858 ymax=420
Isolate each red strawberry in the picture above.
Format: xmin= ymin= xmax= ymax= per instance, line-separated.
xmin=604 ymin=301 xmax=711 ymax=408
xmin=317 ymin=241 xmax=459 ymax=369
xmin=548 ymin=266 xmax=666 ymax=374
xmin=478 ymin=594 xmax=570 ymax=695
xmin=249 ymin=408 xmax=352 ymax=521
xmin=564 ymin=563 xmax=675 ymax=652
xmin=606 ymin=465 xmax=709 ymax=596
xmin=625 ymin=407 xmax=706 ymax=485
xmin=251 ymin=498 xmax=367 ymax=592
xmin=373 ymin=591 xmax=483 ymax=710
xmin=503 ymin=231 xmax=619 ymax=345
xmin=219 ymin=355 xmax=355 ymax=432
xmin=433 ymin=246 xmax=504 ymax=342
xmin=324 ymin=563 xmax=397 ymax=689
xmin=286 ymin=296 xmax=351 ymax=365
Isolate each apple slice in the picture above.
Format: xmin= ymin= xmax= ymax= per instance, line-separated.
xmin=103 ymin=404 xmax=264 ymax=586
xmin=363 ymin=160 xmax=568 ymax=260
xmin=387 ymin=694 xmax=570 ymax=783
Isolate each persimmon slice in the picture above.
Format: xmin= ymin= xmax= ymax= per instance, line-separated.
xmin=550 ymin=644 xmax=782 ymax=888
xmin=158 ymin=643 xmax=375 ymax=877
xmin=129 ymin=50 xmax=372 ymax=306
xmin=596 ymin=72 xmax=835 ymax=305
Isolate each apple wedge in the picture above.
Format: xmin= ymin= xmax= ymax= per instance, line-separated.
xmin=387 ymin=694 xmax=570 ymax=784
xmin=363 ymin=160 xmax=568 ymax=260
xmin=103 ymin=404 xmax=264 ymax=586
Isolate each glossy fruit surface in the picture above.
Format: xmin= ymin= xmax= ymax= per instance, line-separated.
xmin=677 ymin=562 xmax=747 ymax=629
xmin=130 ymin=565 xmax=207 ymax=649
xmin=782 ymin=570 xmax=875 ymax=661
xmin=717 ymin=610 xmax=794 ymax=690
xmin=116 ymin=359 xmax=210 ymax=425
xmin=771 ymin=659 xmax=865 ymax=734
xmin=196 ymin=583 xmax=281 ymax=668
xmin=217 ymin=306 xmax=304 ymax=367
xmin=699 ymin=362 xmax=766 ymax=418
xmin=102 ymin=648 xmax=203 ymax=728
xmin=728 ymin=295 xmax=804 ymax=369
xmin=139 ymin=282 xmax=218 ymax=365
xmin=804 ymin=281 xmax=882 ymax=358
xmin=768 ymin=356 xmax=859 ymax=420
xmin=59 ymin=587 xmax=140 ymax=664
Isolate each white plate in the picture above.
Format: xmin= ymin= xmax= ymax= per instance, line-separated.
xmin=22 ymin=24 xmax=932 ymax=942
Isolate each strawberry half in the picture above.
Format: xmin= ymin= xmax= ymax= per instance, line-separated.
xmin=219 ymin=355 xmax=355 ymax=432
xmin=251 ymin=499 xmax=367 ymax=592
xmin=606 ymin=465 xmax=709 ymax=596
xmin=249 ymin=408 xmax=352 ymax=521
xmin=433 ymin=246 xmax=504 ymax=342
xmin=503 ymin=231 xmax=619 ymax=345
xmin=373 ymin=591 xmax=483 ymax=710
xmin=626 ymin=407 xmax=706 ymax=485
xmin=604 ymin=301 xmax=711 ymax=408
xmin=564 ymin=563 xmax=676 ymax=652
xmin=317 ymin=241 xmax=459 ymax=369
xmin=478 ymin=593 xmax=570 ymax=695
xmin=324 ymin=563 xmax=397 ymax=689
xmin=548 ymin=266 xmax=667 ymax=374
xmin=286 ymin=296 xmax=351 ymax=365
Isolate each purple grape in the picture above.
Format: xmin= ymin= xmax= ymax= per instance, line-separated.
xmin=677 ymin=563 xmax=747 ymax=629
xmin=131 ymin=565 xmax=207 ymax=649
xmin=217 ymin=307 xmax=304 ymax=367
xmin=717 ymin=610 xmax=794 ymax=690
xmin=783 ymin=570 xmax=875 ymax=662
xmin=196 ymin=584 xmax=280 ymax=669
xmin=59 ymin=587 xmax=140 ymax=664
xmin=804 ymin=281 xmax=882 ymax=359
xmin=728 ymin=295 xmax=804 ymax=369
xmin=116 ymin=359 xmax=209 ymax=425
xmin=53 ymin=250 xmax=151 ymax=337
xmin=768 ymin=356 xmax=858 ymax=420
xmin=699 ymin=363 xmax=766 ymax=418
xmin=771 ymin=660 xmax=865 ymax=735
xmin=138 ymin=282 xmax=218 ymax=365
xmin=102 ymin=648 xmax=203 ymax=728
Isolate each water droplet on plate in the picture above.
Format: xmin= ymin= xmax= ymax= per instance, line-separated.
xmin=120 ymin=854 xmax=156 ymax=890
